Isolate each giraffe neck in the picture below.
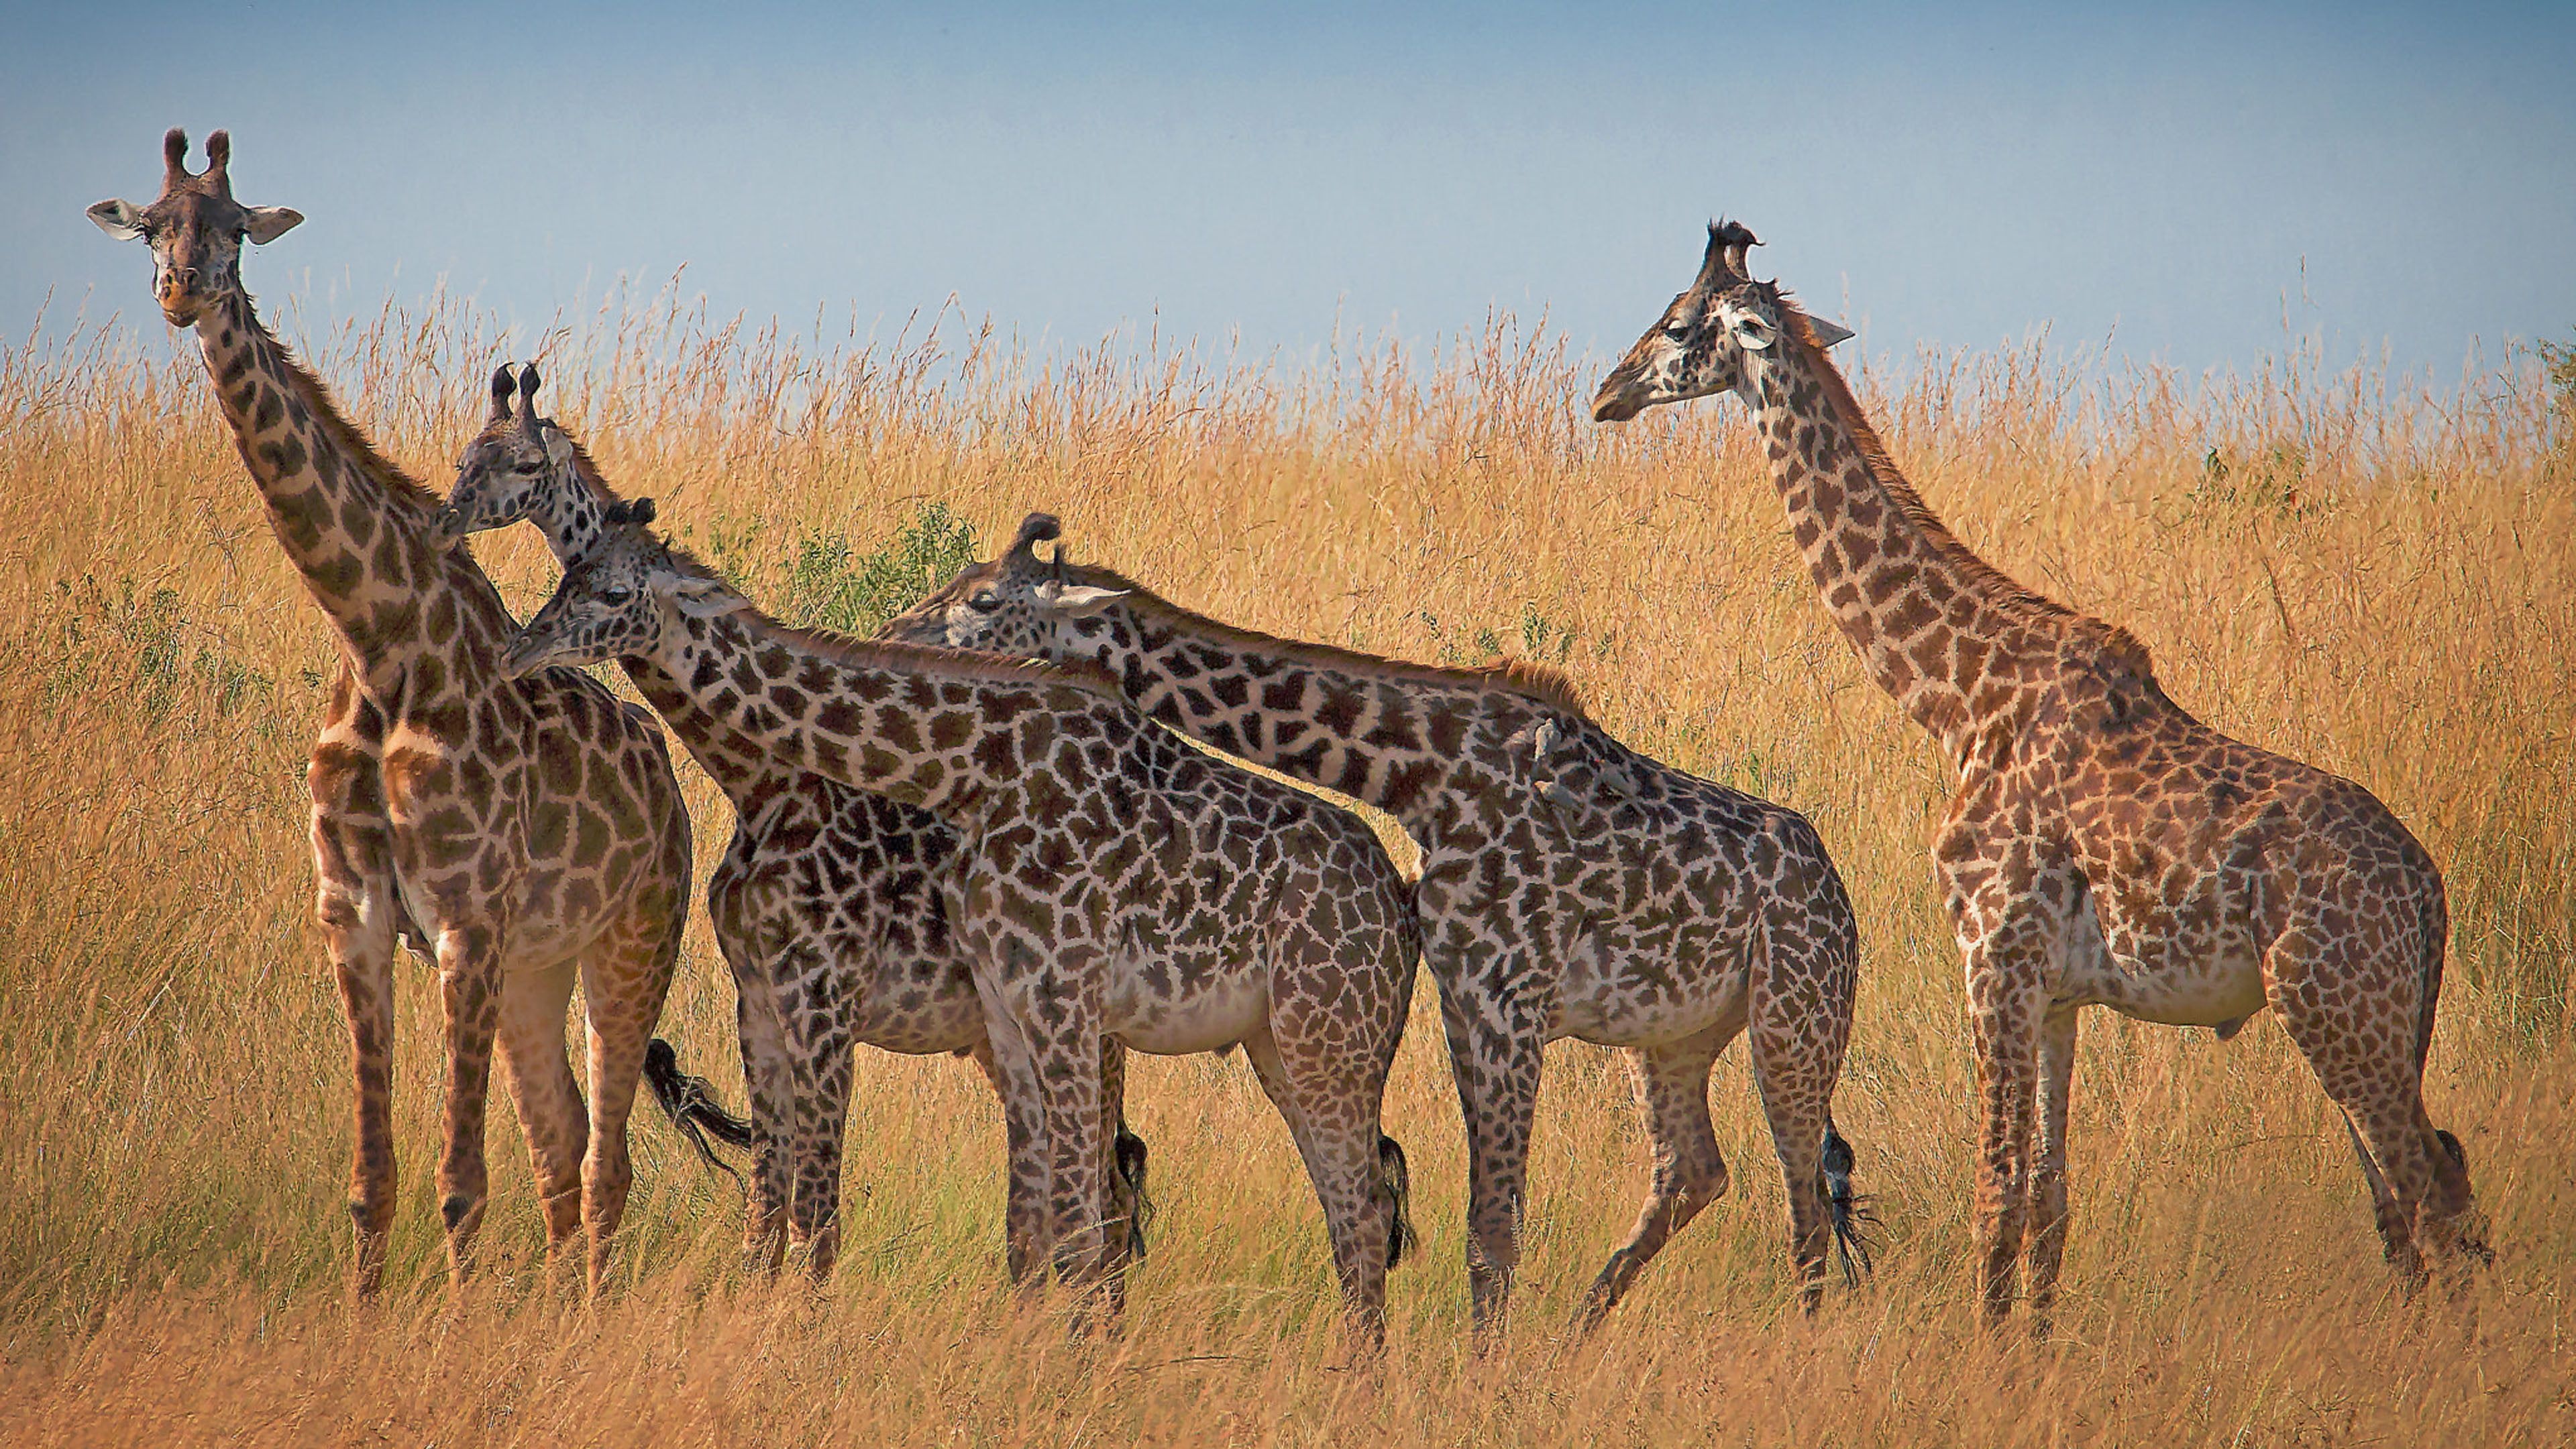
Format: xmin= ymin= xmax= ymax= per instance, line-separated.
xmin=649 ymin=604 xmax=1112 ymax=825
xmin=193 ymin=288 xmax=490 ymax=678
xmin=536 ymin=464 xmax=786 ymax=802
xmin=1743 ymin=322 xmax=2080 ymax=764
xmin=1060 ymin=596 xmax=1552 ymax=828
xmin=524 ymin=460 xmax=619 ymax=570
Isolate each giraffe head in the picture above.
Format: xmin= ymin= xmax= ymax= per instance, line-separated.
xmin=500 ymin=499 xmax=745 ymax=677
xmin=87 ymin=129 xmax=305 ymax=329
xmin=1589 ymin=220 xmax=1849 ymax=423
xmin=436 ymin=363 xmax=580 ymax=549
xmin=879 ymin=513 xmax=1130 ymax=655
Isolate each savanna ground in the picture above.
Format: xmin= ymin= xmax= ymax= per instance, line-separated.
xmin=1 ymin=285 xmax=2571 ymax=1446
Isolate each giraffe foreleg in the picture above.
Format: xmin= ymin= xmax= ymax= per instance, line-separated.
xmin=1432 ymin=963 xmax=1544 ymax=1340
xmin=2026 ymin=1002 xmax=2080 ymax=1340
xmin=431 ymin=918 xmax=507 ymax=1291
xmin=313 ymin=812 xmax=399 ymax=1299
xmin=1963 ymin=936 xmax=2047 ymax=1330
xmin=1574 ymin=1023 xmax=1735 ymax=1332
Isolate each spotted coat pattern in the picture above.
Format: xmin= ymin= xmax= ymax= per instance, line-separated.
xmin=502 ymin=522 xmax=1421 ymax=1341
xmin=437 ymin=382 xmax=1146 ymax=1284
xmin=86 ymin=130 xmax=694 ymax=1297
xmin=1593 ymin=222 xmax=2487 ymax=1334
xmin=887 ymin=518 xmax=1867 ymax=1331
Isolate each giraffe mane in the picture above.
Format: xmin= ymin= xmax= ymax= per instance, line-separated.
xmin=1770 ymin=290 xmax=2086 ymax=624
xmin=239 ymin=294 xmax=442 ymax=519
xmin=655 ymin=541 xmax=1132 ymax=701
xmin=1055 ymin=561 xmax=1592 ymax=718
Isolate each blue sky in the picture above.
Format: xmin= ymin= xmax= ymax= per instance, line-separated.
xmin=8 ymin=1 xmax=2573 ymax=381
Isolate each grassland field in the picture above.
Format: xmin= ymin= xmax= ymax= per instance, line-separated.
xmin=0 ymin=288 xmax=2569 ymax=1446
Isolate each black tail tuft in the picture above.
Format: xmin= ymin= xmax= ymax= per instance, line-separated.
xmin=1379 ymin=1135 xmax=1417 ymax=1272
xmin=1821 ymin=1118 xmax=1878 ymax=1287
xmin=643 ymin=1037 xmax=755 ymax=1187
xmin=1114 ymin=1122 xmax=1155 ymax=1262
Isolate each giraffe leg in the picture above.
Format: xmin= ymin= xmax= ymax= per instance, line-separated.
xmin=492 ymin=956 xmax=588 ymax=1289
xmin=715 ymin=918 xmax=792 ymax=1276
xmin=2269 ymin=930 xmax=2454 ymax=1287
xmin=1574 ymin=1022 xmax=1735 ymax=1332
xmin=1032 ymin=1023 xmax=1110 ymax=1313
xmin=2025 ymin=1003 xmax=2080 ymax=1340
xmin=576 ymin=913 xmax=682 ymax=1298
xmin=1240 ymin=1024 xmax=1395 ymax=1352
xmin=432 ymin=920 xmax=506 ymax=1291
xmin=313 ymin=811 xmax=399 ymax=1299
xmin=1434 ymin=969 xmax=1544 ymax=1339
xmin=785 ymin=1027 xmax=855 ymax=1283
xmin=2341 ymin=1111 xmax=2412 ymax=1268
xmin=969 ymin=1038 xmax=1048 ymax=1291
xmin=1094 ymin=1038 xmax=1137 ymax=1319
xmin=1964 ymin=942 xmax=2046 ymax=1330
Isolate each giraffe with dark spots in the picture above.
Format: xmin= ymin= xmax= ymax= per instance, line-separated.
xmin=887 ymin=515 xmax=1874 ymax=1334
xmin=1594 ymin=220 xmax=2487 ymax=1334
xmin=437 ymin=379 xmax=1150 ymax=1285
xmin=501 ymin=510 xmax=1422 ymax=1346
xmin=89 ymin=129 xmax=696 ymax=1298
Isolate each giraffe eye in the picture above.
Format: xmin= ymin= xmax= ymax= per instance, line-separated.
xmin=601 ymin=587 xmax=634 ymax=606
xmin=967 ymin=593 xmax=1002 ymax=613
xmin=1664 ymin=321 xmax=1691 ymax=340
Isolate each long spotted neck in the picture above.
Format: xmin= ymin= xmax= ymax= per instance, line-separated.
xmin=195 ymin=288 xmax=479 ymax=679
xmin=1743 ymin=325 xmax=2076 ymax=767
xmin=1067 ymin=604 xmax=1512 ymax=829
xmin=522 ymin=460 xmax=620 ymax=570
xmin=514 ymin=463 xmax=784 ymax=802
xmin=651 ymin=607 xmax=1090 ymax=826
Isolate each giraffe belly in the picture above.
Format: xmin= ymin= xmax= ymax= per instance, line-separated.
xmin=1105 ymin=961 xmax=1271 ymax=1056
xmin=2057 ymin=886 xmax=2269 ymax=1028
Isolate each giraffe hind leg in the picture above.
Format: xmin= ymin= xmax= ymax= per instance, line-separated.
xmin=1573 ymin=1023 xmax=1734 ymax=1333
xmin=1239 ymin=1023 xmax=1397 ymax=1352
xmin=494 ymin=956 xmax=588 ymax=1291
xmin=576 ymin=903 xmax=684 ymax=1298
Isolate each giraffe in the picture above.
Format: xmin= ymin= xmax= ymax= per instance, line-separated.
xmin=87 ymin=129 xmax=698 ymax=1297
xmin=498 ymin=506 xmax=1424 ymax=1344
xmin=885 ymin=516 xmax=1875 ymax=1334
xmin=435 ymin=369 xmax=1151 ymax=1285
xmin=1592 ymin=220 xmax=2489 ymax=1334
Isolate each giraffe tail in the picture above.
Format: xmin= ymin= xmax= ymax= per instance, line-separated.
xmin=1379 ymin=1135 xmax=1417 ymax=1271
xmin=1114 ymin=1118 xmax=1155 ymax=1262
xmin=1822 ymin=1116 xmax=1878 ymax=1286
xmin=643 ymin=1037 xmax=755 ymax=1185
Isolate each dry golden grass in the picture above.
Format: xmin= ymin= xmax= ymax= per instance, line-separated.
xmin=0 ymin=286 xmax=2569 ymax=1446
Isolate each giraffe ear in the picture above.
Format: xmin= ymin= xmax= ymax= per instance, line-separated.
xmin=87 ymin=199 xmax=147 ymax=241
xmin=242 ymin=206 xmax=304 ymax=244
xmin=1805 ymin=315 xmax=1856 ymax=348
xmin=1034 ymin=581 xmax=1130 ymax=616
xmin=657 ymin=567 xmax=749 ymax=620
xmin=541 ymin=424 xmax=576 ymax=469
